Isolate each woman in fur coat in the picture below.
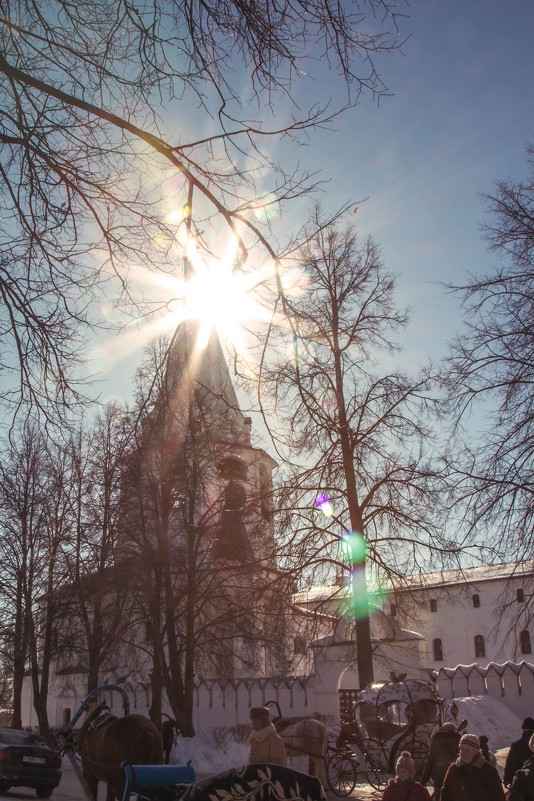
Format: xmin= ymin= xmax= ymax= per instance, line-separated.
xmin=441 ymin=733 xmax=505 ymax=801
xmin=248 ymin=706 xmax=287 ymax=767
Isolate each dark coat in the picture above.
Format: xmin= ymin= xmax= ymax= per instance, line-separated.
xmin=508 ymin=754 xmax=534 ymax=801
xmin=421 ymin=729 xmax=461 ymax=799
xmin=382 ymin=778 xmax=432 ymax=801
xmin=505 ymin=731 xmax=534 ymax=787
xmin=441 ymin=754 xmax=505 ymax=801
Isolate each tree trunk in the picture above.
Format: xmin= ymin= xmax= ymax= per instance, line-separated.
xmin=335 ymin=346 xmax=374 ymax=688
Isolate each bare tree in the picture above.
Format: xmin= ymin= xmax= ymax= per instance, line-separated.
xmin=0 ymin=0 xmax=406 ymax=422
xmin=54 ymin=406 xmax=138 ymax=693
xmin=440 ymin=144 xmax=534 ymax=595
xmin=0 ymin=424 xmax=56 ymax=730
xmin=255 ymin=210 xmax=449 ymax=687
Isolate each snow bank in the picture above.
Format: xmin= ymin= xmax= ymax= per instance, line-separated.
xmin=172 ymin=730 xmax=249 ymax=774
xmin=449 ymin=696 xmax=522 ymax=750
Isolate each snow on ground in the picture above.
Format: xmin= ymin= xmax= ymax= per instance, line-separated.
xmin=171 ymin=695 xmax=522 ymax=777
xmin=451 ymin=695 xmax=522 ymax=750
xmin=172 ymin=729 xmax=249 ymax=774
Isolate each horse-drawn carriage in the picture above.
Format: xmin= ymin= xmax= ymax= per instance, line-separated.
xmin=59 ymin=685 xmax=327 ymax=801
xmin=58 ymin=679 xmax=451 ymax=801
xmin=327 ymin=678 xmax=446 ymax=796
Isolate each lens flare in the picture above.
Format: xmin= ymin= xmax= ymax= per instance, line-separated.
xmin=342 ymin=531 xmax=367 ymax=565
xmin=348 ymin=568 xmax=371 ymax=620
xmin=315 ymin=494 xmax=334 ymax=517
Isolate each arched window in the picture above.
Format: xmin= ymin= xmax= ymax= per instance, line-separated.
xmin=472 ymin=594 xmax=480 ymax=608
xmin=474 ymin=634 xmax=486 ymax=658
xmin=225 ymin=481 xmax=247 ymax=510
xmin=213 ymin=481 xmax=253 ymax=562
xmin=433 ymin=638 xmax=443 ymax=661
xmin=520 ymin=630 xmax=532 ymax=655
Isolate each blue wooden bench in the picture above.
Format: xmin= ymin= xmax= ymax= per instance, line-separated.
xmin=121 ymin=763 xmax=196 ymax=801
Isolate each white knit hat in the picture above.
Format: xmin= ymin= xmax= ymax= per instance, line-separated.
xmin=460 ymin=733 xmax=480 ymax=752
xmin=396 ymin=751 xmax=415 ymax=776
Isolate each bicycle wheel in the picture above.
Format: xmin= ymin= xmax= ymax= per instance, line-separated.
xmin=326 ymin=751 xmax=358 ymax=796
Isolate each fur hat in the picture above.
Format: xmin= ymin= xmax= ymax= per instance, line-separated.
xmin=523 ymin=717 xmax=534 ymax=730
xmin=396 ymin=751 xmax=415 ymax=776
xmin=459 ymin=733 xmax=480 ymax=752
xmin=250 ymin=706 xmax=270 ymax=722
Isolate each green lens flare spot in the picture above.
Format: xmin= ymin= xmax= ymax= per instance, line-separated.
xmin=342 ymin=531 xmax=367 ymax=564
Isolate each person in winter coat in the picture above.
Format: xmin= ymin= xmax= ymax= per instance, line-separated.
xmin=161 ymin=718 xmax=177 ymax=765
xmin=421 ymin=722 xmax=461 ymax=801
xmin=505 ymin=718 xmax=534 ymax=787
xmin=479 ymin=736 xmax=497 ymax=768
xmin=508 ymin=733 xmax=534 ymax=801
xmin=248 ymin=706 xmax=287 ymax=767
xmin=441 ymin=733 xmax=505 ymax=801
xmin=382 ymin=751 xmax=432 ymax=801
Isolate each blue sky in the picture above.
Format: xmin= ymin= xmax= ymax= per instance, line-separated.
xmin=300 ymin=0 xmax=534 ymax=366
xmin=96 ymin=0 xmax=534 ymax=406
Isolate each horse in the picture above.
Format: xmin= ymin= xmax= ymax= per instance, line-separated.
xmin=266 ymin=704 xmax=328 ymax=789
xmin=78 ymin=699 xmax=163 ymax=801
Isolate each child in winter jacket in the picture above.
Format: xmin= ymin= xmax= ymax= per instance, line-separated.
xmin=382 ymin=751 xmax=432 ymax=801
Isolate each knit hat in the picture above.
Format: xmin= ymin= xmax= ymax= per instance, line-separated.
xmin=250 ymin=706 xmax=270 ymax=722
xmin=441 ymin=722 xmax=456 ymax=732
xmin=529 ymin=733 xmax=534 ymax=753
xmin=523 ymin=717 xmax=534 ymax=730
xmin=396 ymin=751 xmax=415 ymax=776
xmin=459 ymin=733 xmax=480 ymax=752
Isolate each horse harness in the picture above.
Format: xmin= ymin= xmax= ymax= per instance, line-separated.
xmin=77 ymin=703 xmax=118 ymax=748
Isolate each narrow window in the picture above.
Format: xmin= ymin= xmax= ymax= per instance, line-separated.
xmin=474 ymin=634 xmax=486 ymax=659
xmin=520 ymin=630 xmax=532 ymax=655
xmin=517 ymin=588 xmax=525 ymax=603
xmin=430 ymin=599 xmax=437 ymax=613
xmin=433 ymin=638 xmax=443 ymax=661
xmin=472 ymin=594 xmax=480 ymax=608
xmin=391 ymin=603 xmax=397 ymax=617
xmin=294 ymin=636 xmax=306 ymax=655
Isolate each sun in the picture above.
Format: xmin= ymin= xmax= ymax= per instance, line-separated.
xmin=87 ymin=237 xmax=280 ymax=379
xmin=182 ymin=261 xmax=262 ymax=351
xmin=154 ymin=239 xmax=269 ymax=354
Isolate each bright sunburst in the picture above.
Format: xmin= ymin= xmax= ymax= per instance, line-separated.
xmin=88 ymin=235 xmax=308 ymax=380
xmin=153 ymin=238 xmax=269 ymax=354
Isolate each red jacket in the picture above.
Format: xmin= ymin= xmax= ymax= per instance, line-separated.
xmin=382 ymin=778 xmax=432 ymax=801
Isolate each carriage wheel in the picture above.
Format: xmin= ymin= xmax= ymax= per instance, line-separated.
xmin=365 ymin=767 xmax=389 ymax=790
xmin=326 ymin=750 xmax=358 ymax=796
